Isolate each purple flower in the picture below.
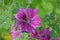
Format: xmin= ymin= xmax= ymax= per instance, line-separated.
xmin=43 ymin=27 xmax=50 ymax=38
xmin=15 ymin=8 xmax=42 ymax=32
xmin=11 ymin=25 xmax=22 ymax=40
xmin=39 ymin=27 xmax=50 ymax=40
xmin=30 ymin=27 xmax=50 ymax=40
xmin=30 ymin=30 xmax=40 ymax=38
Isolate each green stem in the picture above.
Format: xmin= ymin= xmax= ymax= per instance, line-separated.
xmin=26 ymin=4 xmax=30 ymax=9
xmin=21 ymin=35 xmax=25 ymax=40
xmin=8 ymin=0 xmax=15 ymax=13
xmin=2 ymin=0 xmax=4 ymax=9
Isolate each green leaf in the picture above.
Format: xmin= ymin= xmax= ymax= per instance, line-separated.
xmin=16 ymin=37 xmax=22 ymax=40
xmin=31 ymin=38 xmax=38 ymax=40
xmin=22 ymin=32 xmax=29 ymax=40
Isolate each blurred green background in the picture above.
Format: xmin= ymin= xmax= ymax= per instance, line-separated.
xmin=0 ymin=0 xmax=60 ymax=40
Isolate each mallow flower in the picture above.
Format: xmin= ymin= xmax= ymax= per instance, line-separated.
xmin=15 ymin=8 xmax=42 ymax=32
xmin=30 ymin=27 xmax=50 ymax=40
xmin=11 ymin=24 xmax=22 ymax=40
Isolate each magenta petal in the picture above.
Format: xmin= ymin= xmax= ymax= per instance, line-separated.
xmin=27 ymin=8 xmax=38 ymax=20
xmin=11 ymin=25 xmax=22 ymax=40
xmin=16 ymin=21 xmax=35 ymax=33
xmin=44 ymin=27 xmax=50 ymax=38
xmin=31 ymin=17 xmax=42 ymax=29
xmin=16 ymin=21 xmax=29 ymax=32
xmin=19 ymin=8 xmax=25 ymax=13
xmin=26 ymin=25 xmax=36 ymax=33
xmin=27 ymin=8 xmax=33 ymax=19
xmin=15 ymin=8 xmax=26 ymax=21
xmin=16 ymin=21 xmax=30 ymax=32
xmin=15 ymin=12 xmax=26 ymax=21
xmin=16 ymin=21 xmax=23 ymax=27
xmin=31 ymin=9 xmax=38 ymax=20
xmin=30 ymin=30 xmax=40 ymax=39
xmin=30 ymin=33 xmax=36 ymax=38
xmin=16 ymin=20 xmax=30 ymax=32
xmin=39 ymin=37 xmax=48 ymax=40
xmin=39 ymin=27 xmax=50 ymax=40
xmin=30 ymin=27 xmax=50 ymax=40
xmin=25 ymin=24 xmax=32 ymax=32
xmin=33 ymin=9 xmax=38 ymax=15
xmin=20 ymin=23 xmax=34 ymax=32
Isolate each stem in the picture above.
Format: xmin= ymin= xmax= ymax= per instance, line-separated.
xmin=26 ymin=4 xmax=30 ymax=9
xmin=21 ymin=36 xmax=24 ymax=40
xmin=7 ymin=0 xmax=15 ymax=13
xmin=2 ymin=0 xmax=4 ymax=9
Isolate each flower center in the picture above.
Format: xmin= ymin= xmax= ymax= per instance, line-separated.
xmin=27 ymin=20 xmax=31 ymax=23
xmin=25 ymin=18 xmax=31 ymax=24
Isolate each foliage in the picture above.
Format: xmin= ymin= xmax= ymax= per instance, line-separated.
xmin=44 ymin=11 xmax=60 ymax=37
